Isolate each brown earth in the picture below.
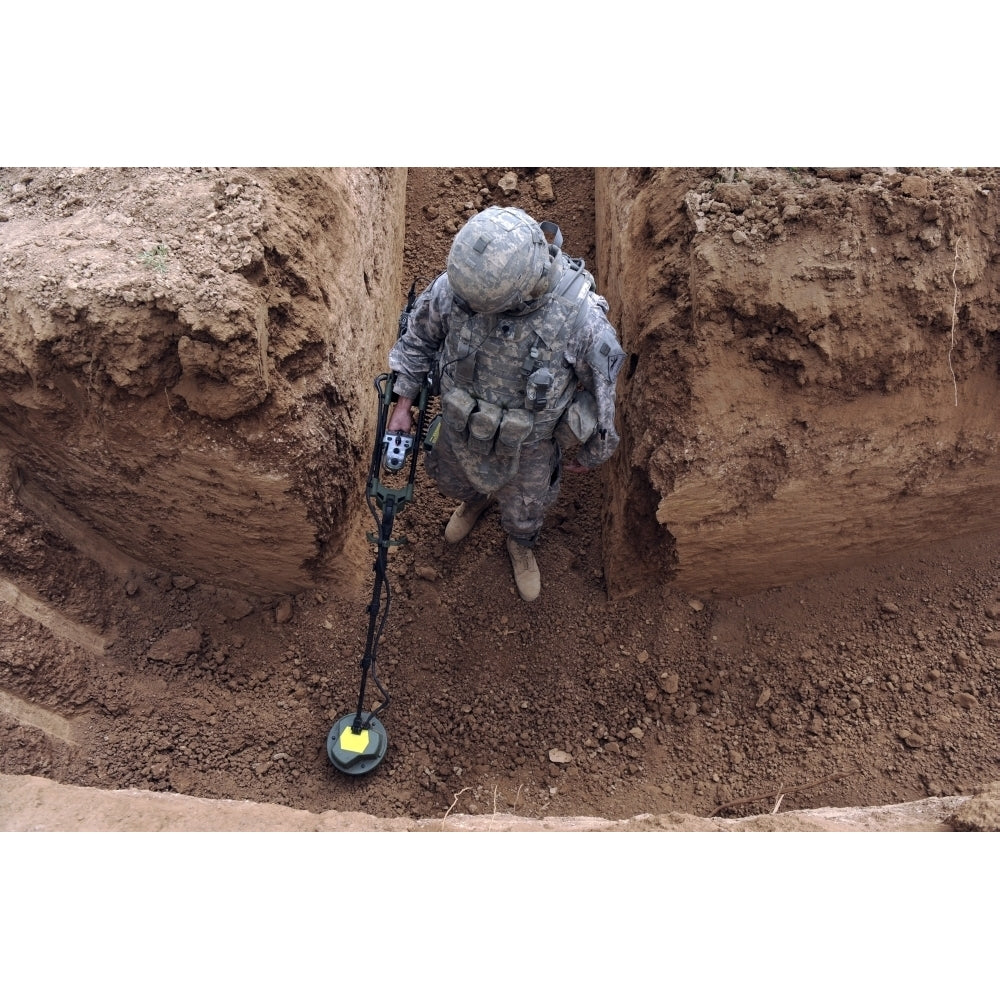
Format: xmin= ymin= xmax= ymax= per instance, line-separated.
xmin=2 ymin=167 xmax=1000 ymax=831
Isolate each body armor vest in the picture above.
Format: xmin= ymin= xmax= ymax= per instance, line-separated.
xmin=437 ymin=254 xmax=596 ymax=493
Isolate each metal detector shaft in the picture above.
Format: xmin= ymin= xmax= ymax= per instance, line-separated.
xmin=350 ymin=494 xmax=396 ymax=731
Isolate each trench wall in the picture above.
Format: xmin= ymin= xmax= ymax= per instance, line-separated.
xmin=597 ymin=167 xmax=1000 ymax=598
xmin=0 ymin=168 xmax=406 ymax=596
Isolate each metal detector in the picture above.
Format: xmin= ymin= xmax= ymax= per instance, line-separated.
xmin=326 ymin=366 xmax=430 ymax=776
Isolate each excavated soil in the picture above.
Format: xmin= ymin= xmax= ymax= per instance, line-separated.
xmin=2 ymin=167 xmax=1000 ymax=829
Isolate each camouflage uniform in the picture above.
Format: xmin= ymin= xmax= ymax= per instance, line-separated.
xmin=389 ymin=259 xmax=623 ymax=548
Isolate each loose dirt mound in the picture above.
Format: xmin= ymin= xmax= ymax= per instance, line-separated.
xmin=2 ymin=167 xmax=999 ymax=828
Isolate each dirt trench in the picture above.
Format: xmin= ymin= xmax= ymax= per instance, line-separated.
xmin=2 ymin=167 xmax=1000 ymax=831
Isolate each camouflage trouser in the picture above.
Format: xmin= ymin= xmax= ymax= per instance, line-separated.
xmin=425 ymin=425 xmax=561 ymax=548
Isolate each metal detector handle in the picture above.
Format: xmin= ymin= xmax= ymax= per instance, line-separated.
xmin=368 ymin=372 xmax=430 ymax=504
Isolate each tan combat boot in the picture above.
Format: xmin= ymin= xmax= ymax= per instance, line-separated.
xmin=444 ymin=495 xmax=493 ymax=543
xmin=506 ymin=537 xmax=541 ymax=601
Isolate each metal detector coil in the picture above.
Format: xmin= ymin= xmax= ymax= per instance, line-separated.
xmin=327 ymin=713 xmax=389 ymax=776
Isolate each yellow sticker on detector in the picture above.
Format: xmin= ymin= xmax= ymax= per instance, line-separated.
xmin=340 ymin=727 xmax=371 ymax=754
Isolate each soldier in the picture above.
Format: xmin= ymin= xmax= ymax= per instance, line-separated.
xmin=386 ymin=205 xmax=624 ymax=601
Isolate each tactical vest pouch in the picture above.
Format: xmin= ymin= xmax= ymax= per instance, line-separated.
xmin=525 ymin=367 xmax=554 ymax=412
xmin=442 ymin=387 xmax=476 ymax=432
xmin=468 ymin=401 xmax=503 ymax=455
xmin=554 ymin=390 xmax=598 ymax=448
xmin=495 ymin=408 xmax=533 ymax=460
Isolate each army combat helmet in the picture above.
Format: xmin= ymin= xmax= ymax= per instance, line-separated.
xmin=447 ymin=206 xmax=562 ymax=314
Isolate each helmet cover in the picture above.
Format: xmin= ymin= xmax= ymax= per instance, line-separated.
xmin=447 ymin=206 xmax=554 ymax=314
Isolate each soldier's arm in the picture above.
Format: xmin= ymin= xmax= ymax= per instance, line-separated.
xmin=572 ymin=301 xmax=625 ymax=470
xmin=388 ymin=274 xmax=452 ymax=399
xmin=386 ymin=274 xmax=453 ymax=431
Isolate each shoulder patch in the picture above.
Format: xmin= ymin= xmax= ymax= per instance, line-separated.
xmin=590 ymin=330 xmax=626 ymax=383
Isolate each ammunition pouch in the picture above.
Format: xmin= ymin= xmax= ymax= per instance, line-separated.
xmin=468 ymin=401 xmax=503 ymax=455
xmin=440 ymin=388 xmax=536 ymax=492
xmin=495 ymin=408 xmax=533 ymax=459
xmin=554 ymin=390 xmax=598 ymax=449
xmin=442 ymin=387 xmax=476 ymax=430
